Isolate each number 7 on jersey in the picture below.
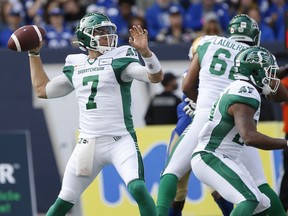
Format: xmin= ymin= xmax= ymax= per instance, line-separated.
xmin=83 ymin=75 xmax=99 ymax=110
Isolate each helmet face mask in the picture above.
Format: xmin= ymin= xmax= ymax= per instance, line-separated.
xmin=234 ymin=46 xmax=280 ymax=96
xmin=75 ymin=13 xmax=118 ymax=54
xmin=261 ymin=65 xmax=279 ymax=95
xmin=228 ymin=14 xmax=261 ymax=46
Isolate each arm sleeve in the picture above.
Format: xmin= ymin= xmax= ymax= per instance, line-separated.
xmin=121 ymin=62 xmax=149 ymax=82
xmin=46 ymin=74 xmax=74 ymax=98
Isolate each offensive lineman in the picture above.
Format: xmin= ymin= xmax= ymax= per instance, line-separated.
xmin=167 ymin=38 xmax=233 ymax=216
xmin=156 ymin=14 xmax=288 ymax=216
xmin=27 ymin=13 xmax=163 ymax=216
xmin=191 ymin=46 xmax=288 ymax=215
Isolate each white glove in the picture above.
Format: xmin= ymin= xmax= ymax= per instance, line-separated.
xmin=183 ymin=97 xmax=196 ymax=117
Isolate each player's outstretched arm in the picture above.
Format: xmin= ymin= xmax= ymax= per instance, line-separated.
xmin=129 ymin=25 xmax=163 ymax=83
xmin=229 ymin=103 xmax=288 ymax=150
xmin=28 ymin=42 xmax=49 ymax=98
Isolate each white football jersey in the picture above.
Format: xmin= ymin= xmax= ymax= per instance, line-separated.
xmin=195 ymin=35 xmax=249 ymax=113
xmin=194 ymin=80 xmax=261 ymax=160
xmin=62 ymin=45 xmax=140 ymax=138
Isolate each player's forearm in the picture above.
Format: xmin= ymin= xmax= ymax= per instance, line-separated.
xmin=29 ymin=56 xmax=49 ymax=98
xmin=243 ymin=131 xmax=287 ymax=150
xmin=182 ymin=88 xmax=198 ymax=102
xmin=139 ymin=49 xmax=152 ymax=58
xmin=235 ymin=107 xmax=288 ymax=150
xmin=182 ymin=77 xmax=198 ymax=101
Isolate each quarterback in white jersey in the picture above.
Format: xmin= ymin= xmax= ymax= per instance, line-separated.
xmin=63 ymin=46 xmax=147 ymax=138
xmin=27 ymin=13 xmax=163 ymax=216
xmin=156 ymin=14 xmax=288 ymax=216
xmin=192 ymin=46 xmax=288 ymax=215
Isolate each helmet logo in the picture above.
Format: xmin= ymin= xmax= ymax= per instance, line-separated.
xmin=246 ymin=51 xmax=270 ymax=66
xmin=238 ymin=27 xmax=244 ymax=33
xmin=230 ymin=28 xmax=234 ymax=34
xmin=240 ymin=22 xmax=247 ymax=28
xmin=238 ymin=22 xmax=247 ymax=33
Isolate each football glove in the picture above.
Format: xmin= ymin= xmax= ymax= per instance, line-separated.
xmin=183 ymin=98 xmax=196 ymax=117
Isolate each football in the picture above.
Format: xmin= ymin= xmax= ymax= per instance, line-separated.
xmin=7 ymin=25 xmax=46 ymax=52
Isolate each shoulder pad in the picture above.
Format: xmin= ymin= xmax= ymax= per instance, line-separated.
xmin=230 ymin=81 xmax=260 ymax=100
xmin=199 ymin=35 xmax=218 ymax=44
xmin=192 ymin=36 xmax=202 ymax=54
xmin=188 ymin=36 xmax=202 ymax=60
xmin=65 ymin=54 xmax=87 ymax=66
xmin=223 ymin=81 xmax=261 ymax=111
xmin=109 ymin=45 xmax=140 ymax=61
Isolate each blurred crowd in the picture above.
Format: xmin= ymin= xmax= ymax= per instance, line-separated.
xmin=0 ymin=0 xmax=287 ymax=49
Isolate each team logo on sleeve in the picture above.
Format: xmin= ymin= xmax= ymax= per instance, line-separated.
xmin=238 ymin=86 xmax=254 ymax=94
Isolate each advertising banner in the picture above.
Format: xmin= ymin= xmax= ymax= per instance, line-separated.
xmin=0 ymin=131 xmax=37 ymax=216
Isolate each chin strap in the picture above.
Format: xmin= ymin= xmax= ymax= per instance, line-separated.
xmin=234 ymin=74 xmax=249 ymax=81
xmin=72 ymin=41 xmax=87 ymax=52
xmin=261 ymin=85 xmax=272 ymax=96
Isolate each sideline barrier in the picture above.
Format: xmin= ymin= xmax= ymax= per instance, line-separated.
xmin=81 ymin=122 xmax=284 ymax=216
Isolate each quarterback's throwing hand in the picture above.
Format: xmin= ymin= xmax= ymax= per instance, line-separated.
xmin=183 ymin=98 xmax=196 ymax=117
xmin=129 ymin=25 xmax=150 ymax=56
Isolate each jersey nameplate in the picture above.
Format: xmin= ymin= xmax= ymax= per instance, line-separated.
xmin=212 ymin=38 xmax=246 ymax=52
xmin=99 ymin=58 xmax=112 ymax=66
xmin=78 ymin=67 xmax=105 ymax=74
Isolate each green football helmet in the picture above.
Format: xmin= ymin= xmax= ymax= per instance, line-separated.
xmin=234 ymin=46 xmax=280 ymax=96
xmin=228 ymin=14 xmax=261 ymax=46
xmin=75 ymin=13 xmax=118 ymax=54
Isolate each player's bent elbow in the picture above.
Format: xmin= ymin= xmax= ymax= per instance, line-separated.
xmin=242 ymin=134 xmax=258 ymax=147
xmin=33 ymin=87 xmax=47 ymax=99
xmin=148 ymin=71 xmax=163 ymax=83
xmin=35 ymin=92 xmax=47 ymax=99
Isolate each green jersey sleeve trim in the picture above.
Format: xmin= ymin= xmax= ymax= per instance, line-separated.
xmin=219 ymin=94 xmax=260 ymax=120
xmin=112 ymin=57 xmax=137 ymax=135
xmin=112 ymin=57 xmax=139 ymax=83
xmin=63 ymin=66 xmax=74 ymax=84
